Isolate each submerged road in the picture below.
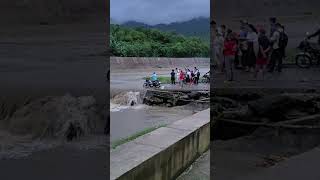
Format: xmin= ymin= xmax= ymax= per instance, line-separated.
xmin=111 ymin=67 xmax=210 ymax=92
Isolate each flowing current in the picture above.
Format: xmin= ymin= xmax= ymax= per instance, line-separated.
xmin=110 ymin=91 xmax=194 ymax=142
xmin=110 ymin=91 xmax=145 ymax=112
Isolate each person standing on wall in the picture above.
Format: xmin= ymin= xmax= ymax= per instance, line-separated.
xmin=176 ymin=69 xmax=181 ymax=85
xmin=246 ymin=24 xmax=259 ymax=73
xmin=214 ymin=28 xmax=225 ymax=73
xmin=268 ymin=23 xmax=283 ymax=73
xmin=236 ymin=20 xmax=248 ymax=69
xmin=254 ymin=28 xmax=270 ymax=80
xmin=170 ymin=69 xmax=176 ymax=85
xmin=179 ymin=69 xmax=185 ymax=88
xmin=194 ymin=67 xmax=200 ymax=85
xmin=279 ymin=25 xmax=288 ymax=64
xmin=223 ymin=32 xmax=238 ymax=81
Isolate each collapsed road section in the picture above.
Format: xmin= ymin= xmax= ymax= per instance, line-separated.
xmin=211 ymin=88 xmax=320 ymax=179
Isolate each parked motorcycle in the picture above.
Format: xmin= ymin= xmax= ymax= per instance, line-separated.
xmin=143 ymin=80 xmax=161 ymax=88
xmin=201 ymin=71 xmax=210 ymax=83
xmin=296 ymin=35 xmax=320 ymax=68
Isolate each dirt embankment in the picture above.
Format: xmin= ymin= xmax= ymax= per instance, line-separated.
xmin=110 ymin=57 xmax=210 ymax=70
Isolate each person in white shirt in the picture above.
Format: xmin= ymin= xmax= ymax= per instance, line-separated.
xmin=176 ymin=69 xmax=181 ymax=85
xmin=194 ymin=67 xmax=200 ymax=84
xmin=214 ymin=29 xmax=225 ymax=73
xmin=187 ymin=70 xmax=192 ymax=84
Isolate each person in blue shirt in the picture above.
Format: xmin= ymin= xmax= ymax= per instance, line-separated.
xmin=151 ymin=72 xmax=158 ymax=82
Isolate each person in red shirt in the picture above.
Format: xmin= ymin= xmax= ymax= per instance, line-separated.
xmin=223 ymin=32 xmax=238 ymax=81
xmin=179 ymin=70 xmax=185 ymax=88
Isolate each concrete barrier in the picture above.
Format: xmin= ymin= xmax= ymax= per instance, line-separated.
xmin=110 ymin=57 xmax=210 ymax=70
xmin=110 ymin=109 xmax=210 ymax=180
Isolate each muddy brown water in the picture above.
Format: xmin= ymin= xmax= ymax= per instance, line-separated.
xmin=111 ymin=106 xmax=194 ymax=141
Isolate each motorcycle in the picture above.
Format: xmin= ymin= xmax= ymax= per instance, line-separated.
xmin=201 ymin=71 xmax=210 ymax=83
xmin=143 ymin=79 xmax=161 ymax=88
xmin=296 ymin=34 xmax=320 ymax=68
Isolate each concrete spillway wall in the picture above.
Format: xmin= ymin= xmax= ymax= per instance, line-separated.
xmin=110 ymin=109 xmax=210 ymax=180
xmin=110 ymin=57 xmax=210 ymax=70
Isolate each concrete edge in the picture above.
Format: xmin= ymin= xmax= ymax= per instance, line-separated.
xmin=110 ymin=109 xmax=210 ymax=180
xmin=110 ymin=57 xmax=210 ymax=70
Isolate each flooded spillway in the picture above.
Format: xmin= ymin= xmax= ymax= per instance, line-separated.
xmin=110 ymin=90 xmax=210 ymax=142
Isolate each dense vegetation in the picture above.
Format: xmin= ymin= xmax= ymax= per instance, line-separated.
xmin=110 ymin=24 xmax=209 ymax=57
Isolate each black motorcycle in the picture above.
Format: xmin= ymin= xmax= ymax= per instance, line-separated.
xmin=201 ymin=71 xmax=210 ymax=83
xmin=143 ymin=80 xmax=161 ymax=88
xmin=296 ymin=38 xmax=320 ymax=68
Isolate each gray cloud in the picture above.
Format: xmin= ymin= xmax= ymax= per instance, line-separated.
xmin=111 ymin=0 xmax=209 ymax=25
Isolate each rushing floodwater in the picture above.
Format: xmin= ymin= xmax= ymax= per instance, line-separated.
xmin=110 ymin=104 xmax=194 ymax=142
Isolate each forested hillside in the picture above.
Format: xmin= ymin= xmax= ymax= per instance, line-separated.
xmin=110 ymin=24 xmax=209 ymax=57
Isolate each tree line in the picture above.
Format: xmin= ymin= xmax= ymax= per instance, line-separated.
xmin=110 ymin=24 xmax=209 ymax=57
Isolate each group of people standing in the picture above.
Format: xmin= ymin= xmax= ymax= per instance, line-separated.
xmin=170 ymin=67 xmax=201 ymax=86
xmin=213 ymin=17 xmax=288 ymax=81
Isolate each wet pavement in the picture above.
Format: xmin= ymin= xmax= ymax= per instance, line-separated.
xmin=214 ymin=66 xmax=320 ymax=89
xmin=237 ymin=146 xmax=320 ymax=180
xmin=178 ymin=150 xmax=210 ymax=180
xmin=111 ymin=67 xmax=210 ymax=91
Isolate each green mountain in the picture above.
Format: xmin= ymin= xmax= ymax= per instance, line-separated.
xmin=121 ymin=17 xmax=210 ymax=41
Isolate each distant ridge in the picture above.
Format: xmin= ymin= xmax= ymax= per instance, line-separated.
xmin=120 ymin=17 xmax=210 ymax=41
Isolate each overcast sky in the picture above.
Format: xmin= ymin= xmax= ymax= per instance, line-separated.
xmin=111 ymin=0 xmax=210 ymax=25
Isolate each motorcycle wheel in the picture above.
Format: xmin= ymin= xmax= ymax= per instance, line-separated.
xmin=296 ymin=54 xmax=312 ymax=68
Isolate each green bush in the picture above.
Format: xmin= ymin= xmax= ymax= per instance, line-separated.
xmin=110 ymin=24 xmax=209 ymax=57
